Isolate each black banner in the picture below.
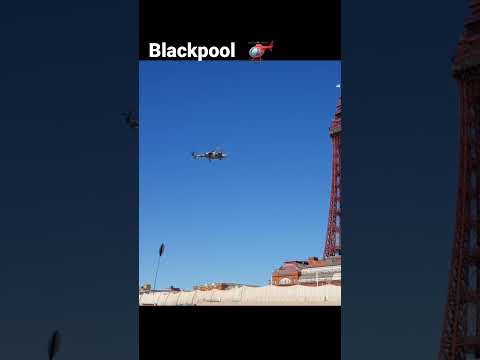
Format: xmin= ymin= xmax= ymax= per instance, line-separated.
xmin=140 ymin=306 xmax=341 ymax=358
xmin=139 ymin=2 xmax=341 ymax=60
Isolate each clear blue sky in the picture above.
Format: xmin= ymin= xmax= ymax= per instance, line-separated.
xmin=139 ymin=60 xmax=341 ymax=290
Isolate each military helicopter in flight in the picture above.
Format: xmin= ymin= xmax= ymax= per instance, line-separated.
xmin=192 ymin=147 xmax=228 ymax=162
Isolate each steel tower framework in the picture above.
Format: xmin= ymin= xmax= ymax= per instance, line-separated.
xmin=439 ymin=1 xmax=480 ymax=358
xmin=324 ymin=97 xmax=342 ymax=258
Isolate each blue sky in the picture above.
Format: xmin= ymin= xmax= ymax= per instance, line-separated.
xmin=139 ymin=60 xmax=341 ymax=290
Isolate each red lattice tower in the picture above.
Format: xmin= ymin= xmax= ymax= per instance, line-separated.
xmin=439 ymin=1 xmax=480 ymax=358
xmin=324 ymin=97 xmax=342 ymax=258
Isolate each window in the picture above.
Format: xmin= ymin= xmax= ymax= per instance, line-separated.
xmin=279 ymin=278 xmax=292 ymax=285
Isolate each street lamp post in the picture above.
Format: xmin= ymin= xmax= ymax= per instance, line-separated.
xmin=153 ymin=243 xmax=165 ymax=306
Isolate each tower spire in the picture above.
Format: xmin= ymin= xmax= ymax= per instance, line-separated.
xmin=323 ymin=96 xmax=342 ymax=258
xmin=438 ymin=2 xmax=480 ymax=359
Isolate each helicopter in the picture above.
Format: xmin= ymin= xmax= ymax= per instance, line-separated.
xmin=122 ymin=111 xmax=139 ymax=129
xmin=192 ymin=147 xmax=228 ymax=162
xmin=248 ymin=41 xmax=274 ymax=61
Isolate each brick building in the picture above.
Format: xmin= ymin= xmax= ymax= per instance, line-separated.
xmin=139 ymin=284 xmax=152 ymax=294
xmin=139 ymin=284 xmax=181 ymax=294
xmin=193 ymin=282 xmax=258 ymax=291
xmin=272 ymin=256 xmax=341 ymax=287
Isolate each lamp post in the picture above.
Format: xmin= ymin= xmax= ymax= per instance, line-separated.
xmin=153 ymin=243 xmax=165 ymax=306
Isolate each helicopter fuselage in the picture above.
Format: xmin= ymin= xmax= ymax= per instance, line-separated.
xmin=249 ymin=41 xmax=273 ymax=61
xmin=192 ymin=151 xmax=228 ymax=161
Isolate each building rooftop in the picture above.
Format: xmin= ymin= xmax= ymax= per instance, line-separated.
xmin=139 ymin=284 xmax=341 ymax=306
xmin=193 ymin=282 xmax=259 ymax=291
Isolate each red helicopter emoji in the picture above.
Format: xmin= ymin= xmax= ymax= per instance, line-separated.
xmin=248 ymin=41 xmax=274 ymax=61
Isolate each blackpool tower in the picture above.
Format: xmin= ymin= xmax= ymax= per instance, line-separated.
xmin=439 ymin=1 xmax=480 ymax=358
xmin=324 ymin=97 xmax=342 ymax=258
